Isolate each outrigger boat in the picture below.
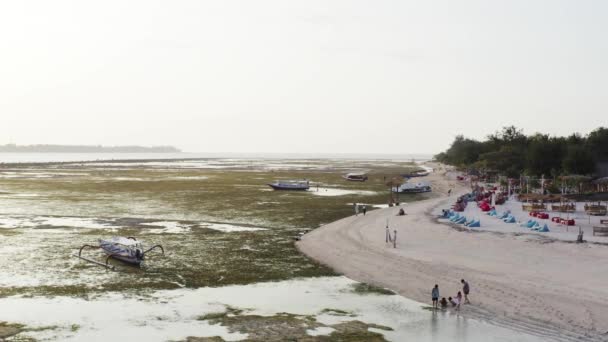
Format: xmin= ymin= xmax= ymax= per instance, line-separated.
xmin=343 ymin=173 xmax=368 ymax=182
xmin=267 ymin=180 xmax=310 ymax=191
xmin=392 ymin=181 xmax=432 ymax=194
xmin=402 ymin=170 xmax=430 ymax=178
xmin=76 ymin=236 xmax=164 ymax=270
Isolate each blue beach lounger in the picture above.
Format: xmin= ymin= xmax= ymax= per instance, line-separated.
xmin=468 ymin=220 xmax=481 ymax=228
xmin=503 ymin=216 xmax=516 ymax=223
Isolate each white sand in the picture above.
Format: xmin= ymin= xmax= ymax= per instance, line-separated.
xmin=298 ymin=166 xmax=608 ymax=341
xmin=446 ymin=196 xmax=608 ymax=243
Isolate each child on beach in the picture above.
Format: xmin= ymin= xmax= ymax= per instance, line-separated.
xmin=455 ymin=291 xmax=463 ymax=310
xmin=461 ymin=279 xmax=470 ymax=304
xmin=431 ymin=284 xmax=439 ymax=309
xmin=448 ymin=296 xmax=457 ymax=307
xmin=440 ymin=297 xmax=448 ymax=309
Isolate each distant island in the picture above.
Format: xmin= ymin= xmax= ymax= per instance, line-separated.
xmin=0 ymin=144 xmax=181 ymax=153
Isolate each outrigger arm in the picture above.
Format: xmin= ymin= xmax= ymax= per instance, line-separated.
xmin=143 ymin=244 xmax=164 ymax=256
xmin=75 ymin=244 xmax=116 ymax=270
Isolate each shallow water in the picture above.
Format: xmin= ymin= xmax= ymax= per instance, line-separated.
xmin=0 ymin=277 xmax=542 ymax=341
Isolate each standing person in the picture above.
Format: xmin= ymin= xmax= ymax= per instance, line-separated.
xmin=431 ymin=284 xmax=440 ymax=309
xmin=353 ymin=202 xmax=359 ymax=216
xmin=461 ymin=279 xmax=470 ymax=304
xmin=455 ymin=291 xmax=463 ymax=310
xmin=362 ymin=205 xmax=367 ymax=216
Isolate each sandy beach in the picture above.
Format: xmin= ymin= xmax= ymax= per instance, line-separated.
xmin=298 ymin=166 xmax=608 ymax=341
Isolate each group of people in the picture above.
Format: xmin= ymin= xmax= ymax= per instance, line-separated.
xmin=353 ymin=203 xmax=367 ymax=216
xmin=431 ymin=279 xmax=470 ymax=311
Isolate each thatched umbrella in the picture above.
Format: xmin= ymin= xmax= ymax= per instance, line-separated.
xmin=559 ymin=175 xmax=592 ymax=194
xmin=592 ymin=177 xmax=608 ymax=192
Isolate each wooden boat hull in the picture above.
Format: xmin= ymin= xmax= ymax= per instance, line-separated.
xmin=104 ymin=253 xmax=142 ymax=266
xmin=267 ymin=184 xmax=309 ymax=191
xmin=343 ymin=176 xmax=368 ymax=182
xmin=394 ymin=187 xmax=431 ymax=194
xmin=99 ymin=239 xmax=143 ymax=266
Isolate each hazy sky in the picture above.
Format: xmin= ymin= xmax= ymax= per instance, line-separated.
xmin=1 ymin=1 xmax=606 ymax=154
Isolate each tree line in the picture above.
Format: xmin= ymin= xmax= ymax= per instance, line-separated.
xmin=434 ymin=126 xmax=608 ymax=178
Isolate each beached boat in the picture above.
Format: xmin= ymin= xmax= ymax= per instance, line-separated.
xmin=343 ymin=173 xmax=368 ymax=182
xmin=76 ymin=236 xmax=164 ymax=269
xmin=402 ymin=170 xmax=430 ymax=178
xmin=392 ymin=181 xmax=432 ymax=194
xmin=268 ymin=180 xmax=310 ymax=191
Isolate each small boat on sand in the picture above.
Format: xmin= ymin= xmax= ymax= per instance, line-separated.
xmin=268 ymin=180 xmax=310 ymax=191
xmin=76 ymin=236 xmax=164 ymax=269
xmin=402 ymin=170 xmax=430 ymax=178
xmin=343 ymin=173 xmax=368 ymax=182
xmin=392 ymin=181 xmax=432 ymax=194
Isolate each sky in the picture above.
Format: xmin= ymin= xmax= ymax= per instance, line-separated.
xmin=0 ymin=0 xmax=606 ymax=154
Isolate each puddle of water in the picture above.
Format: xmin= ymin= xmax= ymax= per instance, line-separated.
xmin=309 ymin=188 xmax=378 ymax=197
xmin=204 ymin=223 xmax=267 ymax=232
xmin=0 ymin=277 xmax=543 ymax=341
xmin=0 ymin=216 xmax=119 ymax=230
xmin=142 ymin=221 xmax=191 ymax=234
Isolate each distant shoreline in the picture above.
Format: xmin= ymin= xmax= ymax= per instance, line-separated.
xmin=0 ymin=144 xmax=180 ymax=153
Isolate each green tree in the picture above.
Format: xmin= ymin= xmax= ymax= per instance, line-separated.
xmin=562 ymin=145 xmax=595 ymax=175
xmin=587 ymin=127 xmax=608 ymax=161
xmin=525 ymin=134 xmax=564 ymax=176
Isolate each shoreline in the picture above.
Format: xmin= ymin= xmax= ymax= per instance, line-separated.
xmin=297 ymin=166 xmax=608 ymax=341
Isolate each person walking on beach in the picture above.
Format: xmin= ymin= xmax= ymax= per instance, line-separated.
xmin=362 ymin=205 xmax=367 ymax=216
xmin=461 ymin=279 xmax=470 ymax=304
xmin=353 ymin=203 xmax=358 ymax=216
xmin=431 ymin=284 xmax=440 ymax=309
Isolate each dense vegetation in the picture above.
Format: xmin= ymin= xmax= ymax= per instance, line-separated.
xmin=434 ymin=126 xmax=608 ymax=178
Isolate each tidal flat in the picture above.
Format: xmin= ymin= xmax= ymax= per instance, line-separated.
xmin=0 ymin=159 xmax=548 ymax=341
xmin=0 ymin=158 xmax=453 ymax=341
xmin=0 ymin=159 xmax=428 ymax=296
